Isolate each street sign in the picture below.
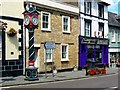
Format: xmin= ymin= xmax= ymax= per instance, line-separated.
xmin=44 ymin=41 xmax=55 ymax=49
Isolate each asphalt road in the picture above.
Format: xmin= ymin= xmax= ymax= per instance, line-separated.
xmin=4 ymin=74 xmax=119 ymax=89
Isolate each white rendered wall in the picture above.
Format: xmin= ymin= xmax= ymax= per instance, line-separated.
xmin=80 ymin=0 xmax=109 ymax=39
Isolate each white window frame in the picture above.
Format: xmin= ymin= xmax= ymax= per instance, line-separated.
xmin=84 ymin=2 xmax=91 ymax=14
xmin=111 ymin=30 xmax=115 ymax=42
xmin=44 ymin=48 xmax=53 ymax=62
xmin=118 ymin=32 xmax=120 ymax=42
xmin=99 ymin=24 xmax=104 ymax=38
xmin=85 ymin=21 xmax=91 ymax=37
xmin=62 ymin=16 xmax=70 ymax=33
xmin=61 ymin=44 xmax=69 ymax=61
xmin=41 ymin=11 xmax=51 ymax=31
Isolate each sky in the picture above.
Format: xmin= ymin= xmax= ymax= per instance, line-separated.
xmin=108 ymin=0 xmax=120 ymax=14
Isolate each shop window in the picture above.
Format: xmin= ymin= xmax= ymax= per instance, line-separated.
xmin=96 ymin=45 xmax=102 ymax=51
xmin=96 ymin=52 xmax=102 ymax=63
xmin=87 ymin=51 xmax=93 ymax=59
xmin=88 ymin=45 xmax=94 ymax=51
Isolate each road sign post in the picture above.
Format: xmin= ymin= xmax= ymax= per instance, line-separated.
xmin=44 ymin=42 xmax=55 ymax=78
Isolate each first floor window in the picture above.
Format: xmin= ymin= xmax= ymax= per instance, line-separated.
xmin=85 ymin=20 xmax=91 ymax=37
xmin=45 ymin=48 xmax=52 ymax=62
xmin=61 ymin=44 xmax=68 ymax=61
xmin=99 ymin=23 xmax=104 ymax=38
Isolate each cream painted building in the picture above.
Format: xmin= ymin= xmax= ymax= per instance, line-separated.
xmin=0 ymin=1 xmax=24 ymax=76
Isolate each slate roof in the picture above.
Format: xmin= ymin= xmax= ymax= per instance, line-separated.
xmin=108 ymin=12 xmax=120 ymax=27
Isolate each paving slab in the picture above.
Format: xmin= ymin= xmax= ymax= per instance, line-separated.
xmin=0 ymin=67 xmax=118 ymax=87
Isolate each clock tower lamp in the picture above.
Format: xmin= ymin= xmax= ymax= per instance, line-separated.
xmin=23 ymin=3 xmax=39 ymax=81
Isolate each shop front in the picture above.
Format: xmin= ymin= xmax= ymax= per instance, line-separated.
xmin=79 ymin=36 xmax=109 ymax=68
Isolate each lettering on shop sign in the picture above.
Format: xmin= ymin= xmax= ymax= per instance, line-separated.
xmin=97 ymin=40 xmax=108 ymax=45
xmin=82 ymin=38 xmax=95 ymax=44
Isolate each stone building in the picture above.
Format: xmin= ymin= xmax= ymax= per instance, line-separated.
xmin=25 ymin=0 xmax=79 ymax=73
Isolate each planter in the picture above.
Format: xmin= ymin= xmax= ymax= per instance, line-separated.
xmin=101 ymin=69 xmax=106 ymax=74
xmin=7 ymin=33 xmax=16 ymax=37
xmin=7 ymin=28 xmax=17 ymax=37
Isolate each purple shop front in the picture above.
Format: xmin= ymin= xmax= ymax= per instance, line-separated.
xmin=79 ymin=36 xmax=109 ymax=68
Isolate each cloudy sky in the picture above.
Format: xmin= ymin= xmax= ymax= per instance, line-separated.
xmin=108 ymin=0 xmax=120 ymax=14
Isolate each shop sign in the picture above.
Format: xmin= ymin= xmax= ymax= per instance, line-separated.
xmin=97 ymin=40 xmax=108 ymax=45
xmin=82 ymin=38 xmax=96 ymax=44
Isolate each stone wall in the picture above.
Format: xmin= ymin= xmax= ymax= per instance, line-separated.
xmin=26 ymin=9 xmax=79 ymax=72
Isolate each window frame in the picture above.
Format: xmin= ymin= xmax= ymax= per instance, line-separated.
xmin=61 ymin=44 xmax=69 ymax=61
xmin=98 ymin=23 xmax=104 ymax=38
xmin=44 ymin=48 xmax=53 ymax=62
xmin=84 ymin=19 xmax=91 ymax=37
xmin=84 ymin=2 xmax=91 ymax=15
xmin=41 ymin=11 xmax=51 ymax=31
xmin=98 ymin=4 xmax=104 ymax=18
xmin=62 ymin=16 xmax=70 ymax=33
xmin=111 ymin=30 xmax=115 ymax=42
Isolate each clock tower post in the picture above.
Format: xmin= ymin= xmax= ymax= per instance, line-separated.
xmin=23 ymin=3 xmax=39 ymax=81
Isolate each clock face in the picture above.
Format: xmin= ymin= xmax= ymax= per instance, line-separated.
xmin=24 ymin=15 xmax=30 ymax=25
xmin=32 ymin=15 xmax=38 ymax=25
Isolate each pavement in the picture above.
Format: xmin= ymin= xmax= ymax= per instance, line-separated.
xmin=0 ymin=67 xmax=119 ymax=87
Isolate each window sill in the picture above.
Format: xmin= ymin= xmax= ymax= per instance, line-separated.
xmin=111 ymin=41 xmax=116 ymax=43
xmin=61 ymin=59 xmax=69 ymax=62
xmin=44 ymin=60 xmax=53 ymax=63
xmin=62 ymin=31 xmax=71 ymax=34
xmin=41 ymin=29 xmax=51 ymax=32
